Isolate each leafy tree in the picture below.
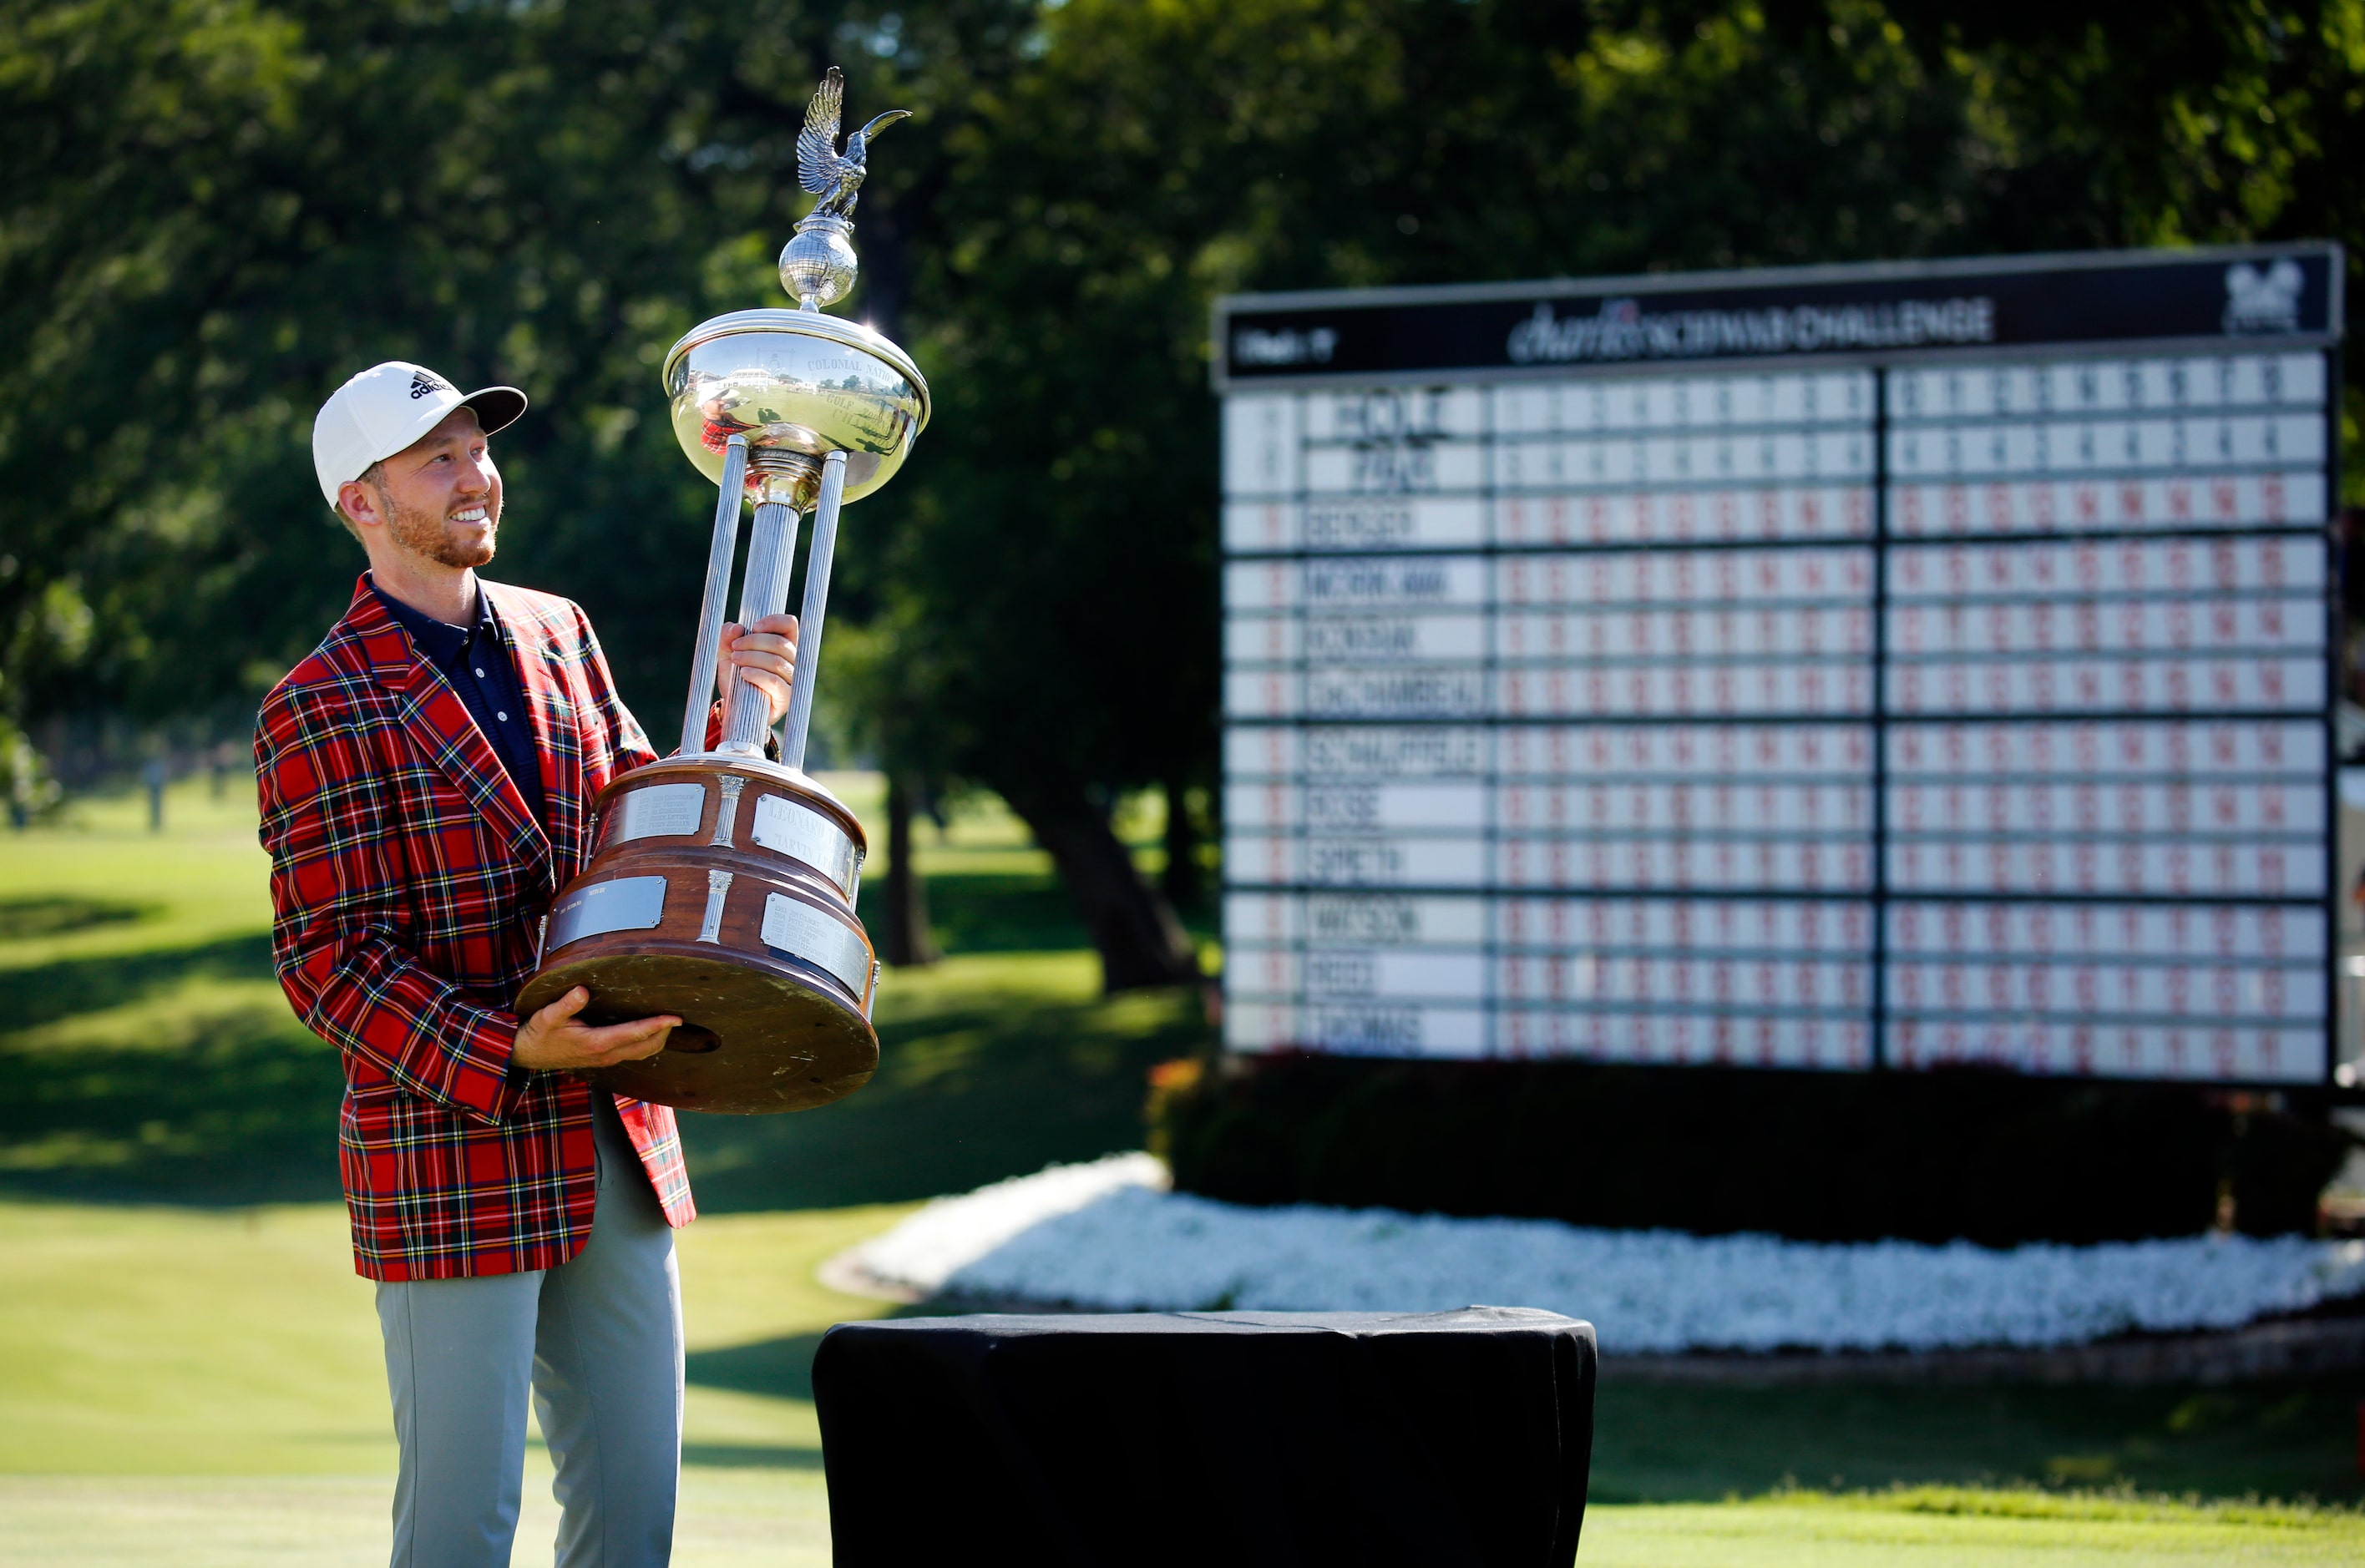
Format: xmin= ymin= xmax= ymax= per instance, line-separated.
xmin=3 ymin=0 xmax=2357 ymax=989
xmin=851 ymin=0 xmax=2363 ymax=987
xmin=0 ymin=0 xmax=1029 ymax=721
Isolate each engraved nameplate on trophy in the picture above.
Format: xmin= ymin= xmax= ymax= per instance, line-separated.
xmin=761 ymin=893 xmax=874 ymax=1000
xmin=752 ymin=795 xmax=862 ymax=896
xmin=615 ymin=782 xmax=706 ymax=842
xmin=545 ymin=877 xmax=669 ymax=951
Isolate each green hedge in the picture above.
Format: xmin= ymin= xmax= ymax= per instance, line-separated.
xmin=1149 ymin=1054 xmax=2355 ymax=1244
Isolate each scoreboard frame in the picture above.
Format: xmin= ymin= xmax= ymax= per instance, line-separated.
xmin=1213 ymin=242 xmax=2349 ymax=1089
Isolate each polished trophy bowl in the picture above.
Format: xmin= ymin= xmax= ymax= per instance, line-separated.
xmin=514 ymin=66 xmax=925 ymax=1115
xmin=664 ymin=307 xmax=929 ymax=512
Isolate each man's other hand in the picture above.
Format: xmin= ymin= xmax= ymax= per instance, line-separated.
xmin=716 ymin=613 xmax=798 ymax=726
xmin=513 ymin=986 xmax=676 ymax=1071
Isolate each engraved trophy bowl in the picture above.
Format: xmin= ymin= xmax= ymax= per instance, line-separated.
xmin=514 ymin=68 xmax=925 ymax=1115
xmin=517 ymin=756 xmax=880 ymax=1113
xmin=663 ymin=308 xmax=929 ymax=513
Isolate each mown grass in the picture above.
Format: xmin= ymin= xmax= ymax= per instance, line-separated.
xmin=0 ymin=1196 xmax=876 ymax=1565
xmin=3 ymin=771 xmax=2362 ymax=1564
xmin=0 ymin=1196 xmax=904 ymax=1477
xmin=1588 ymin=1375 xmax=2365 ymax=1506
xmin=2 ymin=1470 xmax=2353 ymax=1568
xmin=0 ymin=772 xmax=1204 ymax=1209
xmin=0 ymin=778 xmax=332 ymax=1201
xmin=1578 ymin=1485 xmax=2365 ymax=1566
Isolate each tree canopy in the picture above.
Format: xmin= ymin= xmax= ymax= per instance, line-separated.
xmin=3 ymin=0 xmax=2359 ymax=977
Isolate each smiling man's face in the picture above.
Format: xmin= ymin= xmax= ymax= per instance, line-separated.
xmin=348 ymin=406 xmax=503 ymax=569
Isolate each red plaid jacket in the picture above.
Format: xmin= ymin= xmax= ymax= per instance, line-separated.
xmin=256 ymin=574 xmax=698 ymax=1281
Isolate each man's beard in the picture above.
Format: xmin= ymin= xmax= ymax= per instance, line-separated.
xmin=382 ymin=489 xmax=497 ymax=569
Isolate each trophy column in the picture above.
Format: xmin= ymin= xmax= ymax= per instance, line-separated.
xmin=779 ymin=449 xmax=847 ymax=768
xmin=719 ymin=464 xmax=808 ymax=751
xmin=680 ymin=435 xmax=750 ymax=755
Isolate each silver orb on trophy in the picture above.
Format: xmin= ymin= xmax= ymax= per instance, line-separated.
xmin=515 ymin=68 xmax=927 ymax=1114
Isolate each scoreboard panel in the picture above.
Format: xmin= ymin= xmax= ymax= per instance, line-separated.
xmin=1215 ymin=245 xmax=2344 ymax=1084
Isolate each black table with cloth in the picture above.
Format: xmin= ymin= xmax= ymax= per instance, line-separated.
xmin=812 ymin=1307 xmax=1596 ymax=1567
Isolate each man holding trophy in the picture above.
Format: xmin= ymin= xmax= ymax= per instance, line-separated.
xmin=258 ymin=361 xmax=797 ymax=1564
xmin=257 ymin=67 xmax=927 ymax=1565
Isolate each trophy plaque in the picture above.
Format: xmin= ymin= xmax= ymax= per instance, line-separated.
xmin=515 ymin=68 xmax=927 ymax=1114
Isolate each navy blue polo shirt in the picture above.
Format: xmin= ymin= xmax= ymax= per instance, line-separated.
xmin=371 ymin=578 xmax=546 ymax=827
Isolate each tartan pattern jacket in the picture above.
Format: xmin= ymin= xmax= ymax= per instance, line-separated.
xmin=256 ymin=574 xmax=698 ymax=1282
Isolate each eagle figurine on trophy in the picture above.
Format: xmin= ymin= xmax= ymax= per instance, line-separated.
xmin=799 ymin=67 xmax=909 ymax=220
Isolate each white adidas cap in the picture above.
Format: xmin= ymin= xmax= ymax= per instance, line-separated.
xmin=311 ymin=362 xmax=527 ymax=509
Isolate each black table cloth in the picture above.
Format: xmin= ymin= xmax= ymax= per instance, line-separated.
xmin=813 ymin=1306 xmax=1595 ymax=1567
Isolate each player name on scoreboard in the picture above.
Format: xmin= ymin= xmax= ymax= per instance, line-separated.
xmin=1214 ymin=244 xmax=2342 ymax=1085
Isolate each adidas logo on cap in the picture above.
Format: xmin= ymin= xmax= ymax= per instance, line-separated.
xmin=311 ymin=361 xmax=528 ymax=509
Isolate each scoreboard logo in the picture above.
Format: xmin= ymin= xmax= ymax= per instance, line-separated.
xmin=2224 ymin=260 xmax=2305 ymax=336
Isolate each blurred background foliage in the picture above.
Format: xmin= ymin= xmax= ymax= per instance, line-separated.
xmin=3 ymin=0 xmax=2360 ymax=970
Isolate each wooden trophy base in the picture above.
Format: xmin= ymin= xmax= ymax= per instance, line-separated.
xmin=516 ymin=756 xmax=878 ymax=1115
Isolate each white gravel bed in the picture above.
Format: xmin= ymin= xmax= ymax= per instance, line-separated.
xmin=833 ymin=1154 xmax=2365 ymax=1355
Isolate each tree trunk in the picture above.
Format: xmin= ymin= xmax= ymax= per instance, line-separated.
xmin=1004 ymin=788 xmax=1200 ymax=992
xmin=880 ymin=773 xmax=940 ymax=967
xmin=1161 ymin=775 xmax=1203 ymax=912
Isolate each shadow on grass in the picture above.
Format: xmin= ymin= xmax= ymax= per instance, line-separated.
xmin=1590 ymin=1375 xmax=2365 ymax=1504
xmin=687 ymin=1331 xmax=830 ymax=1403
xmin=0 ymin=1013 xmax=346 ymax=1206
xmin=685 ymin=1306 xmax=980 ymax=1408
xmin=680 ymin=978 xmax=1208 ymax=1213
xmin=854 ymin=869 xmax=1217 ymax=955
xmin=858 ymin=873 xmax=1090 ymax=955
xmin=0 ymin=895 xmax=149 ymax=942
xmin=679 ymin=1444 xmax=826 ymax=1470
xmin=0 ymin=931 xmax=280 ymax=1033
xmin=0 ymin=871 xmax=1210 ymax=1211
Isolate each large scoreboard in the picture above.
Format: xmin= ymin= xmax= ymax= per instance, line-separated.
xmin=1215 ymin=245 xmax=2346 ymax=1084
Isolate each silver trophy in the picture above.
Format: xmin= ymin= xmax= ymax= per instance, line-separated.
xmin=516 ymin=68 xmax=930 ymax=1114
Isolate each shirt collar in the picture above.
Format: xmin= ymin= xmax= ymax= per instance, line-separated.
xmin=367 ymin=574 xmax=494 ymax=668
